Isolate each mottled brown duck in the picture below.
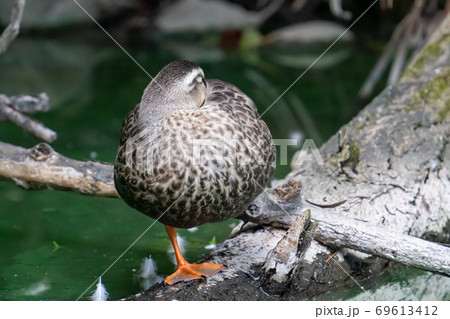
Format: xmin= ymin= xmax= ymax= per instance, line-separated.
xmin=114 ymin=60 xmax=275 ymax=285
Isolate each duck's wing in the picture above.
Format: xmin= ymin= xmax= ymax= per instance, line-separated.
xmin=118 ymin=104 xmax=140 ymax=147
xmin=205 ymin=79 xmax=269 ymax=140
xmin=203 ymin=79 xmax=276 ymax=178
xmin=205 ymin=79 xmax=274 ymax=145
xmin=205 ymin=79 xmax=259 ymax=116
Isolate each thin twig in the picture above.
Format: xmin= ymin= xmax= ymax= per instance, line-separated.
xmin=358 ymin=10 xmax=411 ymax=98
xmin=0 ymin=93 xmax=51 ymax=117
xmin=0 ymin=0 xmax=25 ymax=55
xmin=388 ymin=36 xmax=408 ymax=84
xmin=0 ymin=96 xmax=57 ymax=143
xmin=359 ymin=0 xmax=437 ymax=99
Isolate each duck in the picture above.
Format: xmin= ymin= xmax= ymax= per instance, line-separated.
xmin=114 ymin=60 xmax=275 ymax=285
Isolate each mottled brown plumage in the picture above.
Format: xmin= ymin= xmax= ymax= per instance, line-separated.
xmin=114 ymin=60 xmax=275 ymax=229
xmin=114 ymin=60 xmax=275 ymax=284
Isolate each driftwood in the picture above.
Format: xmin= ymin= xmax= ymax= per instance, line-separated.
xmin=0 ymin=12 xmax=449 ymax=301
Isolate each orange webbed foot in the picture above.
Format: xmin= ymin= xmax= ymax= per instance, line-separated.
xmin=164 ymin=262 xmax=224 ymax=286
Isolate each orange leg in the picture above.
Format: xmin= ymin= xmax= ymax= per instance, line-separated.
xmin=164 ymin=225 xmax=224 ymax=286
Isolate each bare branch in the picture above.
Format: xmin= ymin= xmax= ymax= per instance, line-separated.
xmin=0 ymin=141 xmax=118 ymax=197
xmin=0 ymin=94 xmax=57 ymax=142
xmin=0 ymin=0 xmax=25 ymax=55
xmin=358 ymin=0 xmax=443 ymax=98
xmin=239 ymin=188 xmax=450 ymax=277
xmin=329 ymin=0 xmax=352 ymax=20
xmin=1 ymin=93 xmax=51 ymax=115
xmin=311 ymin=205 xmax=450 ymax=276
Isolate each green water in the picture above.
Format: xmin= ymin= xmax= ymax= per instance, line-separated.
xmin=1 ymin=30 xmax=444 ymax=301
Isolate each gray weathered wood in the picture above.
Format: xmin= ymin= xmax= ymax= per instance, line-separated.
xmin=0 ymin=141 xmax=118 ymax=197
xmin=311 ymin=205 xmax=450 ymax=276
xmin=0 ymin=0 xmax=25 ymax=55
xmin=0 ymin=93 xmax=51 ymax=117
xmin=0 ymin=96 xmax=57 ymax=142
xmin=237 ymin=187 xmax=450 ymax=277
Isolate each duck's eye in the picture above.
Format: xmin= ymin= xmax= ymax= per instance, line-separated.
xmin=188 ymin=74 xmax=206 ymax=91
xmin=196 ymin=75 xmax=204 ymax=84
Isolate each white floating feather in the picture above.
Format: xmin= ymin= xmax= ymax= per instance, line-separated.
xmin=91 ymin=277 xmax=109 ymax=301
xmin=139 ymin=255 xmax=164 ymax=290
xmin=204 ymin=243 xmax=217 ymax=250
xmin=24 ymin=281 xmax=50 ymax=296
xmin=139 ymin=255 xmax=160 ymax=279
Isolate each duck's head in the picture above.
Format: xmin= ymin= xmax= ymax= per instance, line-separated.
xmin=138 ymin=60 xmax=207 ymax=128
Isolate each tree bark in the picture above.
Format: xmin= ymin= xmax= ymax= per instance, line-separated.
xmin=0 ymin=142 xmax=117 ymax=197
